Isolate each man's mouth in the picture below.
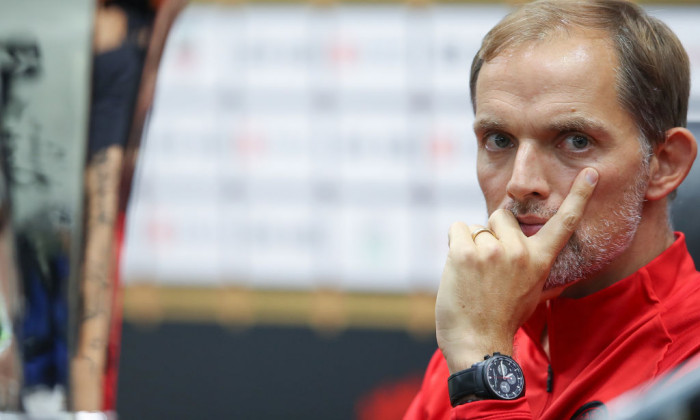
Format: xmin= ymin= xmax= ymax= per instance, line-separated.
xmin=516 ymin=215 xmax=548 ymax=237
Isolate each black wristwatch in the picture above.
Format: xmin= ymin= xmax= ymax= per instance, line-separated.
xmin=447 ymin=352 xmax=525 ymax=406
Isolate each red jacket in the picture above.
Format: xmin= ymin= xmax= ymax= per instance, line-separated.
xmin=406 ymin=233 xmax=700 ymax=419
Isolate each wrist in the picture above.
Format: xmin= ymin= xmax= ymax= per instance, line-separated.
xmin=440 ymin=336 xmax=514 ymax=375
xmin=443 ymin=350 xmax=488 ymax=375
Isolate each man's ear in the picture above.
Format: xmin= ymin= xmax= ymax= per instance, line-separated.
xmin=646 ymin=127 xmax=698 ymax=201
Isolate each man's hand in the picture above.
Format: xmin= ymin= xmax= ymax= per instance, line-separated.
xmin=435 ymin=168 xmax=598 ymax=374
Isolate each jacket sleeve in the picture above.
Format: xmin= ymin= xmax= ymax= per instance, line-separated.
xmin=405 ymin=349 xmax=534 ymax=420
xmin=450 ymin=400 xmax=533 ymax=419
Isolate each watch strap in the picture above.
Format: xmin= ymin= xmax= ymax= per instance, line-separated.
xmin=447 ymin=365 xmax=484 ymax=407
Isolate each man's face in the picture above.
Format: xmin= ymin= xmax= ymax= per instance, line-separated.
xmin=474 ymin=31 xmax=650 ymax=289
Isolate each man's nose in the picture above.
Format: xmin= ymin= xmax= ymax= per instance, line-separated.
xmin=505 ymin=142 xmax=551 ymax=202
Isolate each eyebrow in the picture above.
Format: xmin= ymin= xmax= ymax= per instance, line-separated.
xmin=473 ymin=115 xmax=608 ymax=136
xmin=547 ymin=116 xmax=607 ymax=135
xmin=473 ymin=118 xmax=507 ymax=133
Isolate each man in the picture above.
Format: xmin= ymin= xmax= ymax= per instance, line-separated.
xmin=405 ymin=1 xmax=700 ymax=419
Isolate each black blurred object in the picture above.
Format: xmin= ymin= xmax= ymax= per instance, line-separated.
xmin=0 ymin=38 xmax=41 ymax=106
xmin=117 ymin=323 xmax=435 ymax=420
xmin=671 ymin=121 xmax=700 ymax=262
xmin=0 ymin=38 xmax=42 ymax=192
xmin=88 ymin=0 xmax=154 ymax=158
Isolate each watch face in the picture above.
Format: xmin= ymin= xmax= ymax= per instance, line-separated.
xmin=484 ymin=355 xmax=525 ymax=400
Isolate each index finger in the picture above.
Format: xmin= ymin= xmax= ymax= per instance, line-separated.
xmin=533 ymin=168 xmax=599 ymax=258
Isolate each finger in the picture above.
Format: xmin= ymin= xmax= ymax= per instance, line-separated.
xmin=534 ymin=167 xmax=599 ymax=257
xmin=468 ymin=224 xmax=499 ymax=244
xmin=488 ymin=208 xmax=523 ymax=245
xmin=448 ymin=222 xmax=476 ymax=251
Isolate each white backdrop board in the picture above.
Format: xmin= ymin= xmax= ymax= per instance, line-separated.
xmin=122 ymin=4 xmax=700 ymax=293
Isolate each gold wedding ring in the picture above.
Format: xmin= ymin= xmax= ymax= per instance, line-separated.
xmin=471 ymin=227 xmax=497 ymax=241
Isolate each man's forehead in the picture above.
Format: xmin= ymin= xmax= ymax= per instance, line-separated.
xmin=473 ymin=31 xmax=620 ymax=115
xmin=478 ymin=28 xmax=618 ymax=94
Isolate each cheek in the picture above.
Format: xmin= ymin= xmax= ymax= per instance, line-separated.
xmin=477 ymin=166 xmax=508 ymax=210
xmin=578 ymin=166 xmax=629 ymax=220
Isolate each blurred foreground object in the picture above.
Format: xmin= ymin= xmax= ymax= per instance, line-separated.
xmin=1 ymin=1 xmax=93 ymax=412
xmin=0 ymin=0 xmax=186 ymax=416
xmin=600 ymin=354 xmax=700 ymax=420
xmin=72 ymin=0 xmax=187 ymax=413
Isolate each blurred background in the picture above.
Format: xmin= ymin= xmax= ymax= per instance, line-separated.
xmin=100 ymin=0 xmax=700 ymax=419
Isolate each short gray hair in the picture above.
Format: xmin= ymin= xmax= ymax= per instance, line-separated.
xmin=469 ymin=0 xmax=690 ymax=151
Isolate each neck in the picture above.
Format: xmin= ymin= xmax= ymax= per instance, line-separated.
xmin=561 ymin=198 xmax=675 ymax=299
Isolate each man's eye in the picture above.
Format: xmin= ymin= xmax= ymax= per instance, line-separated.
xmin=563 ymin=134 xmax=590 ymax=150
xmin=484 ymin=133 xmax=513 ymax=150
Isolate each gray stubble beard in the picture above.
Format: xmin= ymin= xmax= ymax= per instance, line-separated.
xmin=505 ymin=159 xmax=650 ymax=290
